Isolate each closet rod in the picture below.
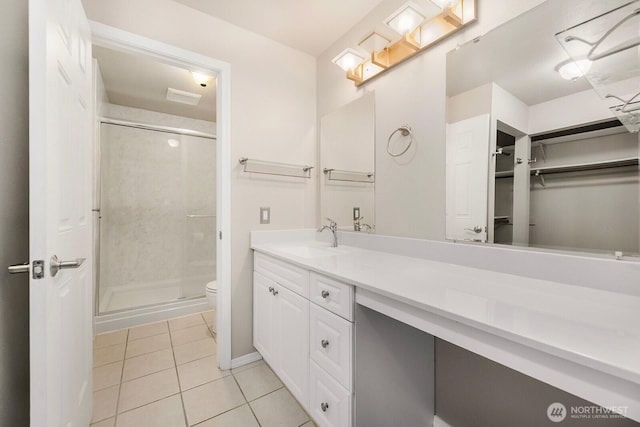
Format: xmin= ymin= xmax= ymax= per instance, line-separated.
xmin=532 ymin=157 xmax=639 ymax=175
xmin=100 ymin=117 xmax=217 ymax=139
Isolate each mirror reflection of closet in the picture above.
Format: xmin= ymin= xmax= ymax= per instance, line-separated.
xmin=493 ymin=130 xmax=515 ymax=245
xmin=445 ymin=0 xmax=640 ymax=258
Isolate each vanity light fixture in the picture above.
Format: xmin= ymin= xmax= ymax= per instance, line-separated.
xmin=332 ymin=48 xmax=366 ymax=72
xmin=384 ymin=2 xmax=427 ymax=35
xmin=333 ymin=0 xmax=477 ymax=87
xmin=430 ymin=0 xmax=460 ymax=8
xmin=192 ymin=71 xmax=210 ymax=87
xmin=555 ymin=59 xmax=593 ymax=81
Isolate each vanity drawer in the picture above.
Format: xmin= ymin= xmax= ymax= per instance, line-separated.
xmin=310 ymin=303 xmax=353 ymax=390
xmin=310 ymin=272 xmax=354 ymax=321
xmin=309 ymin=360 xmax=352 ymax=427
xmin=254 ymin=252 xmax=309 ymax=298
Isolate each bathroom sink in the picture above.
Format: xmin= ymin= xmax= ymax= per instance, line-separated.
xmin=276 ymin=243 xmax=352 ymax=259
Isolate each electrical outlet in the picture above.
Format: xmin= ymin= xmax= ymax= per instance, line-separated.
xmin=260 ymin=207 xmax=270 ymax=224
xmin=353 ymin=207 xmax=360 ymax=220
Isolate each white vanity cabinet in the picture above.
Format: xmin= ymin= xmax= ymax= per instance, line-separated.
xmin=253 ymin=254 xmax=310 ymax=408
xmin=253 ymin=252 xmax=355 ymax=427
xmin=308 ymin=272 xmax=354 ymax=427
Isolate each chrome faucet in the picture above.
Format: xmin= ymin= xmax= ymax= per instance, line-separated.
xmin=318 ymin=218 xmax=338 ymax=247
xmin=354 ymin=216 xmax=374 ymax=233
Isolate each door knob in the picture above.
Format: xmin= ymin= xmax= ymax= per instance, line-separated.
xmin=321 ymin=290 xmax=330 ymax=299
xmin=321 ymin=339 xmax=330 ymax=348
xmin=464 ymin=226 xmax=482 ymax=234
xmin=50 ymin=255 xmax=85 ymax=277
xmin=321 ymin=402 xmax=329 ymax=412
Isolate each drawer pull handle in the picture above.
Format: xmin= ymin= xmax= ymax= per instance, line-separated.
xmin=268 ymin=286 xmax=278 ymax=296
xmin=321 ymin=339 xmax=330 ymax=348
xmin=268 ymin=286 xmax=274 ymax=293
xmin=321 ymin=290 xmax=330 ymax=299
xmin=321 ymin=402 xmax=329 ymax=412
xmin=273 ymin=289 xmax=278 ymax=296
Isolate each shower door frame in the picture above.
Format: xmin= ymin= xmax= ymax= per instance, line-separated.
xmin=90 ymin=21 xmax=233 ymax=370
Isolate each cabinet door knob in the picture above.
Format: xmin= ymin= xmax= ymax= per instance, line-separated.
xmin=273 ymin=289 xmax=278 ymax=296
xmin=268 ymin=286 xmax=274 ymax=293
xmin=321 ymin=290 xmax=330 ymax=299
xmin=321 ymin=339 xmax=330 ymax=348
xmin=321 ymin=402 xmax=329 ymax=412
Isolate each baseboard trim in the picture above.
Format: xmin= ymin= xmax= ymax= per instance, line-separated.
xmin=95 ymin=298 xmax=210 ymax=334
xmin=433 ymin=415 xmax=453 ymax=427
xmin=231 ymin=352 xmax=263 ymax=369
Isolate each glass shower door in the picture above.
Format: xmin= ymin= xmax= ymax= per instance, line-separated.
xmin=97 ymin=122 xmax=216 ymax=314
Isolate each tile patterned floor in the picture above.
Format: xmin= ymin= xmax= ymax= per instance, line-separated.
xmin=92 ymin=311 xmax=316 ymax=427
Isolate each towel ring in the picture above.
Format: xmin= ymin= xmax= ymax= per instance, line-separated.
xmin=387 ymin=125 xmax=413 ymax=157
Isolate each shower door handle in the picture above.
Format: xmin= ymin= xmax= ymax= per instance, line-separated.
xmin=50 ymin=255 xmax=86 ymax=277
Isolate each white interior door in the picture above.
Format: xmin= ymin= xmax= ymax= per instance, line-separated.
xmin=29 ymin=0 xmax=93 ymax=425
xmin=446 ymin=114 xmax=491 ymax=242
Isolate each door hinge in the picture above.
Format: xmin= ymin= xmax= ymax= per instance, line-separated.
xmin=32 ymin=260 xmax=45 ymax=279
xmin=219 ymin=231 xmax=222 ymax=240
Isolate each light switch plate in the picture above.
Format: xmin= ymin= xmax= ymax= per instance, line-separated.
xmin=260 ymin=207 xmax=270 ymax=224
xmin=353 ymin=207 xmax=360 ymax=220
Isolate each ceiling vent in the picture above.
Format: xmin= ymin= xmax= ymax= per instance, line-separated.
xmin=166 ymin=87 xmax=202 ymax=106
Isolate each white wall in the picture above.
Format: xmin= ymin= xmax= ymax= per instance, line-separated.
xmin=528 ymin=88 xmax=616 ymax=134
xmin=83 ymin=0 xmax=317 ymax=358
xmin=446 ymin=83 xmax=492 ymax=124
xmin=317 ymin=0 xmax=546 ymax=239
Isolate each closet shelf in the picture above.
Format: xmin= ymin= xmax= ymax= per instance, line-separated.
xmin=239 ymin=157 xmax=313 ymax=178
xmin=555 ymin=1 xmax=640 ymax=133
xmin=495 ymin=157 xmax=638 ymax=179
xmin=494 ymin=216 xmax=511 ymax=225
xmin=323 ymin=168 xmax=374 ymax=183
xmin=531 ymin=157 xmax=639 ymax=175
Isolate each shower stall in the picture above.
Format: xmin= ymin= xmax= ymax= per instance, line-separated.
xmin=95 ymin=120 xmax=216 ymax=320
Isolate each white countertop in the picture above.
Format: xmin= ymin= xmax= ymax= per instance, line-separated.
xmin=251 ymin=239 xmax=640 ymax=387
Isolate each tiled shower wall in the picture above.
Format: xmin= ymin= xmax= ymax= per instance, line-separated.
xmin=98 ymin=105 xmax=216 ymax=312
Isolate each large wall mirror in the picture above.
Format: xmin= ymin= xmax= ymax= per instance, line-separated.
xmin=320 ymin=93 xmax=376 ymax=231
xmin=445 ymin=0 xmax=639 ymax=259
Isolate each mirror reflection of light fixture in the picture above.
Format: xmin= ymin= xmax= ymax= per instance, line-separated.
xmin=192 ymin=71 xmax=210 ymax=87
xmin=555 ymin=59 xmax=593 ymax=81
xmin=332 ymin=0 xmax=476 ymax=86
xmin=358 ymin=32 xmax=390 ymax=55
xmin=332 ymin=48 xmax=366 ymax=72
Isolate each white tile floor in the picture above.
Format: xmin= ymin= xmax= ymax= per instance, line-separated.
xmin=92 ymin=311 xmax=316 ymax=427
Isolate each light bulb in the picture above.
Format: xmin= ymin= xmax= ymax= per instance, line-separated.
xmin=192 ymin=72 xmax=210 ymax=87
xmin=557 ymin=59 xmax=592 ymax=81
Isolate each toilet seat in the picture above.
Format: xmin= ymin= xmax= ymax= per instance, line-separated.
xmin=206 ymin=281 xmax=217 ymax=292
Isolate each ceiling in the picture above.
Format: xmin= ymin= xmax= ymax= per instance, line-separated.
xmin=93 ymin=45 xmax=217 ymax=122
xmin=446 ymin=0 xmax=630 ymax=107
xmin=171 ymin=0 xmax=387 ymax=56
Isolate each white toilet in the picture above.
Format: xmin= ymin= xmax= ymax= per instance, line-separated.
xmin=205 ymin=280 xmax=217 ymax=332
